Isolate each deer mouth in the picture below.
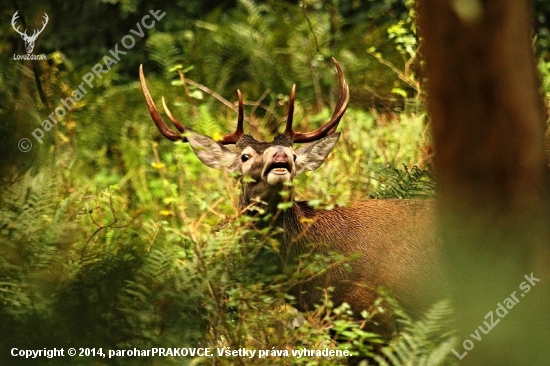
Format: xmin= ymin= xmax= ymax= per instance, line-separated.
xmin=265 ymin=161 xmax=291 ymax=175
xmin=263 ymin=160 xmax=293 ymax=184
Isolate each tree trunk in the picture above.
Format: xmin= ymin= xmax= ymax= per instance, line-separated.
xmin=417 ymin=1 xmax=550 ymax=364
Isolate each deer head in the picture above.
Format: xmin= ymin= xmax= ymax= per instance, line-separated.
xmin=139 ymin=59 xmax=350 ymax=212
xmin=140 ymin=61 xmax=442 ymax=339
xmin=11 ymin=11 xmax=49 ymax=54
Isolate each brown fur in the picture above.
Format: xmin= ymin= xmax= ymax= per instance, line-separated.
xmin=185 ymin=132 xmax=441 ymax=338
xmin=254 ymin=198 xmax=440 ymax=338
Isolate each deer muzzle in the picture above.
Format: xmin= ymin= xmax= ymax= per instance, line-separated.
xmin=263 ymin=148 xmax=294 ymax=185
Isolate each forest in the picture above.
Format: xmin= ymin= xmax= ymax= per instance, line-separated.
xmin=1 ymin=0 xmax=550 ymax=365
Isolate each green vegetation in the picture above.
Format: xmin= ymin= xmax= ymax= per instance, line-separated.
xmin=2 ymin=0 xmax=549 ymax=364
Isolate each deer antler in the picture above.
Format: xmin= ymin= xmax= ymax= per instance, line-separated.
xmin=139 ymin=65 xmax=244 ymax=144
xmin=11 ymin=11 xmax=26 ymax=38
xmin=284 ymin=58 xmax=350 ymax=143
xmin=30 ymin=13 xmax=49 ymax=39
xmin=11 ymin=12 xmax=48 ymax=39
xmin=140 ymin=59 xmax=347 ymax=144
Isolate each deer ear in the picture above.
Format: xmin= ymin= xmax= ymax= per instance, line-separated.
xmin=294 ymin=133 xmax=340 ymax=174
xmin=186 ymin=132 xmax=240 ymax=172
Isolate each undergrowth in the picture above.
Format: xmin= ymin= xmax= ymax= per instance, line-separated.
xmin=0 ymin=96 xmax=456 ymax=365
xmin=0 ymin=1 xmax=458 ymax=364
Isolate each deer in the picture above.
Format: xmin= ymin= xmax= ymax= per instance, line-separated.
xmin=138 ymin=59 xmax=441 ymax=339
xmin=11 ymin=11 xmax=49 ymax=54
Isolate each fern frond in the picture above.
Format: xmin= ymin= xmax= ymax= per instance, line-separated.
xmin=375 ymin=299 xmax=457 ymax=365
xmin=146 ymin=32 xmax=181 ymax=76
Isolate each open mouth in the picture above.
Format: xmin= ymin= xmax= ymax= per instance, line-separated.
xmin=265 ymin=161 xmax=291 ymax=176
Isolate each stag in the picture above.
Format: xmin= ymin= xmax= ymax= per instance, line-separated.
xmin=139 ymin=59 xmax=441 ymax=338
xmin=11 ymin=11 xmax=49 ymax=54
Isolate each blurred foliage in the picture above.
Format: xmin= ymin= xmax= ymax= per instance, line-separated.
xmin=1 ymin=0 xmax=549 ymax=364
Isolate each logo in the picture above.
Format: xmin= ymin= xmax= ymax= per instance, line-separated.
xmin=12 ymin=11 xmax=48 ymax=60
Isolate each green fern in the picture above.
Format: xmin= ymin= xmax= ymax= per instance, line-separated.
xmin=146 ymin=32 xmax=181 ymax=76
xmin=371 ymin=165 xmax=435 ymax=199
xmin=0 ymin=170 xmax=63 ymax=319
xmin=374 ymin=299 xmax=458 ymax=366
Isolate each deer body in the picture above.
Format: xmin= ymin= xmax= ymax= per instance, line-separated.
xmin=275 ymin=199 xmax=436 ymax=317
xmin=205 ymin=134 xmax=437 ymax=337
xmin=139 ymin=59 xmax=440 ymax=337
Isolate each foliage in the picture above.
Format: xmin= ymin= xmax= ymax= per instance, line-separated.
xmin=0 ymin=82 xmax=438 ymax=365
xmin=8 ymin=0 xmax=550 ymax=364
xmin=372 ymin=297 xmax=457 ymax=366
xmin=0 ymin=151 xmax=437 ymax=365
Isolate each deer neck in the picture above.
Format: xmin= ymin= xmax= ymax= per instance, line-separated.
xmin=239 ymin=182 xmax=305 ymax=239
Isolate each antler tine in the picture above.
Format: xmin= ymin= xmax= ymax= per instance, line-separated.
xmin=288 ymin=58 xmax=350 ymax=143
xmin=11 ymin=11 xmax=26 ymax=37
xmin=236 ymin=89 xmax=245 ymax=135
xmin=161 ymin=97 xmax=185 ymax=132
xmin=217 ymin=89 xmax=244 ymax=144
xmin=140 ymin=65 xmax=245 ymax=144
xmin=327 ymin=59 xmax=350 ymax=134
xmin=284 ymin=84 xmax=296 ymax=137
xmin=37 ymin=13 xmax=48 ymax=35
xmin=139 ymin=65 xmax=184 ymax=141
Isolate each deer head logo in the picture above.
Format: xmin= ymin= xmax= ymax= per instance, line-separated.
xmin=11 ymin=11 xmax=49 ymax=54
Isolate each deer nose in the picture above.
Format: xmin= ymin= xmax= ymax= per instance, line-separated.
xmin=273 ymin=150 xmax=289 ymax=163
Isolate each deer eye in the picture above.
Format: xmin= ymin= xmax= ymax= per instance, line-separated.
xmin=293 ymin=154 xmax=297 ymax=162
xmin=241 ymin=154 xmax=250 ymax=162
